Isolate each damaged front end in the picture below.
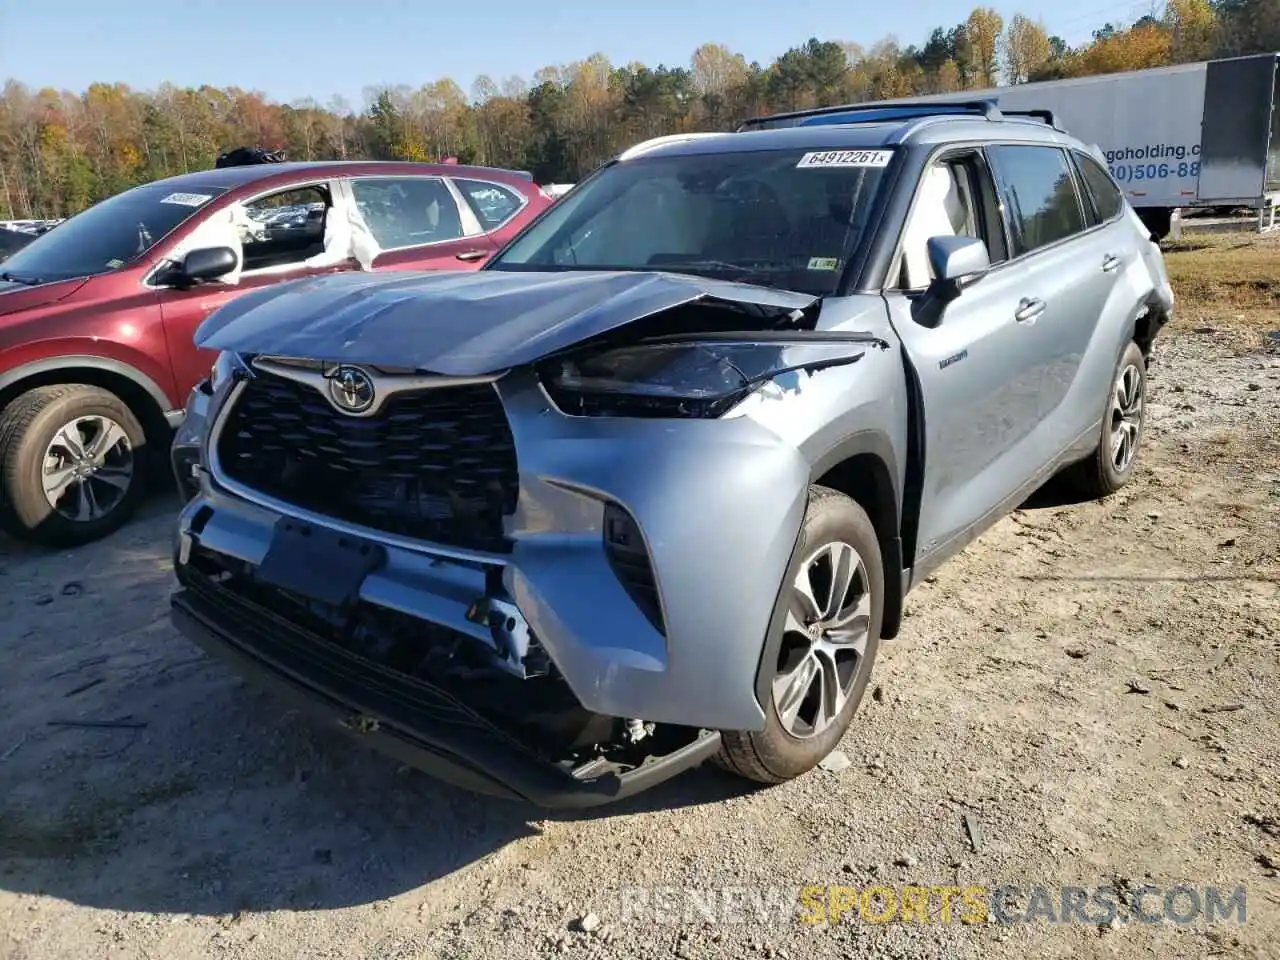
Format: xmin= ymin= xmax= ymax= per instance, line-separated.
xmin=170 ymin=268 xmax=885 ymax=805
xmin=171 ymin=531 xmax=719 ymax=806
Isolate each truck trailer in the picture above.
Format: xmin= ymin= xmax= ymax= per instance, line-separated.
xmin=754 ymin=53 xmax=1280 ymax=239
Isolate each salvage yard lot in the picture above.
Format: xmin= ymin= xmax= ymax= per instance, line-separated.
xmin=2 ymin=236 xmax=1278 ymax=960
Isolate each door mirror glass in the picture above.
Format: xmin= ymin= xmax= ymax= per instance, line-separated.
xmin=175 ymin=246 xmax=238 ymax=284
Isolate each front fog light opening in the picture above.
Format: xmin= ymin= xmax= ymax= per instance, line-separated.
xmin=602 ymin=503 xmax=666 ymax=636
xmin=172 ymin=445 xmax=202 ymax=500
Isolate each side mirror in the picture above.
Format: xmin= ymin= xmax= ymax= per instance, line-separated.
xmin=927 ymin=235 xmax=990 ymax=293
xmin=912 ymin=236 xmax=992 ymax=329
xmin=169 ymin=246 xmax=238 ymax=286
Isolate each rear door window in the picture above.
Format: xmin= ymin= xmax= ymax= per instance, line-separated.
xmin=350 ymin=177 xmax=467 ymax=249
xmin=986 ymin=145 xmax=1087 ymax=255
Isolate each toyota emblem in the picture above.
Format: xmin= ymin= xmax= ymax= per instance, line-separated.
xmin=328 ymin=365 xmax=376 ymax=414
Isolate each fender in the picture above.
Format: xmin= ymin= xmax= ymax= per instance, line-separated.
xmin=752 ymin=428 xmax=906 ymax=713
xmin=809 ymin=428 xmax=906 ymax=642
xmin=808 ymin=428 xmax=903 ymax=525
xmin=0 ymin=353 xmax=179 ymax=425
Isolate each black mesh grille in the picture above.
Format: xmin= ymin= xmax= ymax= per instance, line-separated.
xmin=217 ymin=370 xmax=518 ymax=552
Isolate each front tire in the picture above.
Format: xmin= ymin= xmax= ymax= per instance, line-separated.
xmin=0 ymin=384 xmax=147 ymax=546
xmin=1066 ymin=340 xmax=1147 ymax=500
xmin=717 ymin=485 xmax=884 ymax=785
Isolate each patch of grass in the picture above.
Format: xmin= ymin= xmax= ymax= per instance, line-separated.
xmin=0 ymin=773 xmax=196 ymax=860
xmin=1164 ymin=232 xmax=1280 ymax=314
xmin=1160 ymin=232 xmax=1280 ymax=348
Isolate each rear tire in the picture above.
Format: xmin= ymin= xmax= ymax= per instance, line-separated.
xmin=1066 ymin=340 xmax=1147 ymax=500
xmin=0 ymin=384 xmax=147 ymax=546
xmin=717 ymin=485 xmax=884 ymax=785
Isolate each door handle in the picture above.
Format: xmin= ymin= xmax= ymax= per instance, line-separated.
xmin=455 ymin=249 xmax=488 ymax=262
xmin=1014 ymin=297 xmax=1046 ymax=324
xmin=1101 ymin=253 xmax=1122 ymax=272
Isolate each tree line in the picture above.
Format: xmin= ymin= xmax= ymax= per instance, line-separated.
xmin=1 ymin=0 xmax=1274 ymax=219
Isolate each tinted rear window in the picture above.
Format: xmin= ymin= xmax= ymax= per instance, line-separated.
xmin=987 ymin=145 xmax=1086 ymax=254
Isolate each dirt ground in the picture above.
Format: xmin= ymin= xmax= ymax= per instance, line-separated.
xmin=1 ymin=234 xmax=1278 ymax=960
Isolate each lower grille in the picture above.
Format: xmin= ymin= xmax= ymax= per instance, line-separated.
xmin=216 ymin=370 xmax=518 ymax=552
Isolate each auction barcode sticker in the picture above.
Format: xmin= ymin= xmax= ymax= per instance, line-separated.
xmin=160 ymin=192 xmax=214 ymax=206
xmin=796 ymin=150 xmax=893 ymax=169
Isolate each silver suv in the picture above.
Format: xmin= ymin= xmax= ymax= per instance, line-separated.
xmin=169 ymin=100 xmax=1173 ymax=807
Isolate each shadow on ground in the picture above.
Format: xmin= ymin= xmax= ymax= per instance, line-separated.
xmin=1018 ymin=472 xmax=1097 ymax=511
xmin=1 ymin=491 xmax=756 ymax=918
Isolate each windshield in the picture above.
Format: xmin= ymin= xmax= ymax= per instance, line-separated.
xmin=0 ymin=184 xmax=228 ymax=283
xmin=488 ymin=147 xmax=892 ymax=296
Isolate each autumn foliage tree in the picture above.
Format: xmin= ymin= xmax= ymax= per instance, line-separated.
xmin=1003 ymin=15 xmax=1052 ymax=84
xmin=0 ymin=1 xmax=1274 ymax=219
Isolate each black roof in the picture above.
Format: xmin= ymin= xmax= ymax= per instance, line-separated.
xmin=134 ymin=160 xmax=532 ymax=192
xmin=638 ymin=113 xmax=1069 ymax=160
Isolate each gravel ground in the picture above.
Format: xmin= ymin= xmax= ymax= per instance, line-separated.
xmin=1 ymin=282 xmax=1278 ymax=959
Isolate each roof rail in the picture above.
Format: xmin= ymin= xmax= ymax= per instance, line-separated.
xmin=997 ymin=108 xmax=1061 ymax=129
xmin=617 ymin=132 xmax=729 ymax=161
xmin=736 ymin=99 xmax=1063 ymax=133
xmin=737 ymin=100 xmax=1003 ymax=131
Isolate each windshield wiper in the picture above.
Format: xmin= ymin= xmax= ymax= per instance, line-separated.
xmin=650 ymin=258 xmax=794 ymax=277
xmin=0 ymin=271 xmax=41 ymax=286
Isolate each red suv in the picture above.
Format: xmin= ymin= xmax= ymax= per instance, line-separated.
xmin=0 ymin=161 xmax=554 ymax=546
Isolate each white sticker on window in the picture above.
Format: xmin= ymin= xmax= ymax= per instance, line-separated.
xmin=796 ymin=150 xmax=893 ymax=169
xmin=160 ymin=192 xmax=213 ymax=207
xmin=807 ymin=257 xmax=840 ymax=271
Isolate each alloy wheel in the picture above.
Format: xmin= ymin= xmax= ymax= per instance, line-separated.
xmin=41 ymin=415 xmax=135 ymax=522
xmin=773 ymin=540 xmax=873 ymax=739
xmin=1110 ymin=362 xmax=1144 ymax=473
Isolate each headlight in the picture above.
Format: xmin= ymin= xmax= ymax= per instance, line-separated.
xmin=541 ymin=338 xmax=870 ymax=418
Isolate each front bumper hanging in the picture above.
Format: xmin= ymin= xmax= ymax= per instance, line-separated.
xmin=170 ymin=572 xmax=721 ymax=808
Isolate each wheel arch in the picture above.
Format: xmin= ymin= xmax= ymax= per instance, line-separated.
xmin=751 ymin=433 xmax=904 ymax=717
xmin=810 ymin=434 xmax=905 ymax=642
xmin=1130 ymin=294 xmax=1170 ymax=361
xmin=0 ymin=356 xmax=176 ymax=447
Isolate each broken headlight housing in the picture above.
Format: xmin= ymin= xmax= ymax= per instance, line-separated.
xmin=209 ymin=350 xmax=250 ymax=394
xmin=541 ymin=338 xmax=868 ymax=418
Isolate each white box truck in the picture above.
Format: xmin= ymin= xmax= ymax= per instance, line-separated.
xmin=747 ymin=53 xmax=1280 ymax=239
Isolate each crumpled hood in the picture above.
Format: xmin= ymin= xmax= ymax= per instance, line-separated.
xmin=0 ymin=276 xmax=91 ymax=317
xmin=195 ymin=269 xmax=818 ymax=376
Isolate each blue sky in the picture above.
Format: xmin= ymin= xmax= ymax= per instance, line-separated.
xmin=2 ymin=0 xmax=1156 ymax=106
